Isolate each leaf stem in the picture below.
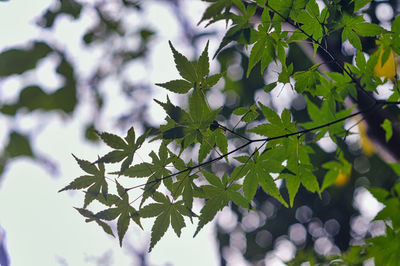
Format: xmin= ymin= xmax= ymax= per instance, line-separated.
xmin=264 ymin=1 xmax=375 ymax=102
xmin=126 ymin=100 xmax=399 ymax=193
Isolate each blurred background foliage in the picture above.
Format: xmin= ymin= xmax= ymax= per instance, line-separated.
xmin=0 ymin=0 xmax=399 ymax=265
xmin=0 ymin=0 xmax=155 ymax=176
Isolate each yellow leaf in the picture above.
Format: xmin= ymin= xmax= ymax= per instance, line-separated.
xmin=374 ymin=48 xmax=398 ymax=81
xmin=334 ymin=172 xmax=350 ymax=187
xmin=358 ymin=121 xmax=374 ymax=156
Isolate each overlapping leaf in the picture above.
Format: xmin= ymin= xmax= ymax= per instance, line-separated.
xmin=156 ymin=41 xmax=222 ymax=94
xmin=123 ymin=143 xmax=175 ymax=206
xmin=95 ymin=127 xmax=149 ymax=174
xmin=94 ymin=182 xmax=142 ymax=246
xmin=171 ymin=157 xmax=203 ymax=210
xmin=74 ymin=207 xmax=114 ymax=237
xmin=140 ymin=192 xmax=192 ymax=252
xmin=194 ymin=171 xmax=248 ymax=236
xmin=238 ymin=152 xmax=287 ymax=207
xmin=248 ymin=103 xmax=297 ymax=138
xmin=155 ymin=96 xmax=220 ymax=150
xmin=59 ymin=155 xmax=108 ymax=208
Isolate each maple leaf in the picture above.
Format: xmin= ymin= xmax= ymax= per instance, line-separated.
xmin=94 ymin=181 xmax=142 ymax=247
xmin=194 ymin=171 xmax=249 ymax=236
xmin=95 ymin=127 xmax=150 ymax=174
xmin=140 ymin=192 xmax=191 ymax=252
xmin=59 ymin=155 xmax=109 ymax=208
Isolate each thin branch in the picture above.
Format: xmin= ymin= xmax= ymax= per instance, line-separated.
xmin=126 ymin=140 xmax=252 ymax=191
xmin=126 ymin=100 xmax=397 ymax=193
xmin=264 ymin=1 xmax=376 ymax=103
xmin=216 ymin=121 xmax=252 ymax=141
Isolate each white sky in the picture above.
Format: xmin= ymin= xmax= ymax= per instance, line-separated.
xmin=0 ymin=1 xmax=220 ymax=265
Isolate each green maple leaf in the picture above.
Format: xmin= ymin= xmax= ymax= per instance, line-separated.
xmin=198 ymin=0 xmax=232 ymax=26
xmin=282 ymin=136 xmax=320 ymax=205
xmin=284 ymin=163 xmax=320 ymax=207
xmin=94 ymin=181 xmax=142 ymax=247
xmin=339 ymin=14 xmax=386 ymax=50
xmin=156 ymin=41 xmax=222 ymax=94
xmin=147 ymin=143 xmax=174 ymax=190
xmin=198 ymin=127 xmax=227 ymax=163
xmin=241 ymin=152 xmax=287 ymax=207
xmin=302 ymin=97 xmax=351 ymax=142
xmin=248 ymin=103 xmax=296 ymax=138
xmin=59 ymin=155 xmax=109 ymax=208
xmin=155 ymin=95 xmax=220 ymax=150
xmin=168 ymin=41 xmax=198 ymax=83
xmin=194 ymin=171 xmax=249 ymax=236
xmin=247 ymin=29 xmax=288 ymax=77
xmin=74 ymin=208 xmax=115 ymax=237
xmin=95 ymin=127 xmax=150 ymax=174
xmin=295 ymin=0 xmax=328 ymax=53
xmin=123 ymin=143 xmax=175 ymax=206
xmin=171 ymin=157 xmax=197 ymax=208
xmin=140 ymin=192 xmax=191 ymax=252
xmin=155 ymin=79 xmax=193 ymax=94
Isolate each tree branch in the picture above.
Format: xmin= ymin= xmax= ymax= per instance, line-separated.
xmin=126 ymin=100 xmax=399 ymax=193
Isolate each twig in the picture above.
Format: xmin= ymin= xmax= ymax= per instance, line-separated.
xmin=126 ymin=100 xmax=399 ymax=193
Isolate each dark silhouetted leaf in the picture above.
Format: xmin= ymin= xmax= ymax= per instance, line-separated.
xmin=0 ymin=41 xmax=52 ymax=76
xmin=5 ymin=131 xmax=33 ymax=158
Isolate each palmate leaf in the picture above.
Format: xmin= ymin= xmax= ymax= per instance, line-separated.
xmin=170 ymin=157 xmax=203 ymax=210
xmin=155 ymin=96 xmax=189 ymax=125
xmin=194 ymin=171 xmax=249 ymax=236
xmin=197 ymin=41 xmax=210 ymax=78
xmin=295 ymin=0 xmax=326 ymax=51
xmin=122 ymin=143 xmax=175 ymax=206
xmin=139 ymin=192 xmax=190 ymax=252
xmin=148 ymin=143 xmax=174 ymax=190
xmin=123 ymin=143 xmax=173 ymax=181
xmin=155 ymin=79 xmax=193 ymax=94
xmin=248 ymin=103 xmax=296 ymax=138
xmin=95 ymin=182 xmax=142 ymax=247
xmin=284 ymin=161 xmax=320 ymax=206
xmin=155 ymin=94 xmax=220 ymax=150
xmin=157 ymin=41 xmax=221 ymax=95
xmin=59 ymin=155 xmax=108 ymax=208
xmin=339 ymin=14 xmax=386 ymax=50
xmin=95 ymin=127 xmax=150 ymax=174
xmin=198 ymin=0 xmax=231 ymax=25
xmin=240 ymin=152 xmax=287 ymax=207
xmin=74 ymin=208 xmax=115 ymax=237
xmin=247 ymin=29 xmax=289 ymax=77
xmin=168 ymin=41 xmax=197 ymax=82
xmin=302 ymin=97 xmax=346 ymax=142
